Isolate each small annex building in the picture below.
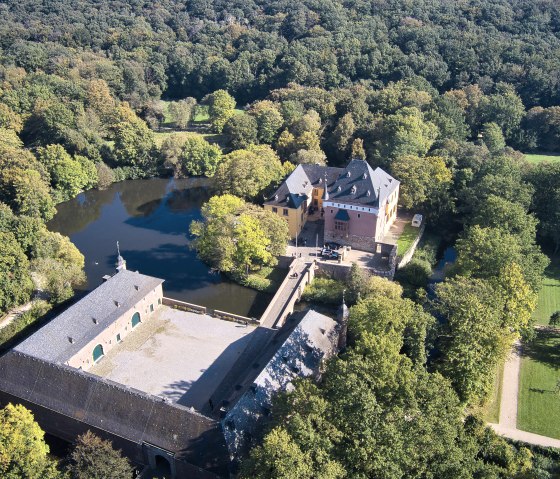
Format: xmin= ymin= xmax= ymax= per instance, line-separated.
xmin=221 ymin=309 xmax=339 ymax=459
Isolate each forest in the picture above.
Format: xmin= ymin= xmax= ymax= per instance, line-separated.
xmin=0 ymin=0 xmax=560 ymax=477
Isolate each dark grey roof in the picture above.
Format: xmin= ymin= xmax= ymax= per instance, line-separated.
xmin=221 ymin=310 xmax=339 ymax=457
xmin=335 ymin=209 xmax=350 ymax=221
xmin=264 ymin=164 xmax=343 ymax=208
xmin=325 ymin=159 xmax=399 ymax=208
xmin=0 ymin=350 xmax=229 ymax=475
xmin=15 ymin=270 xmax=164 ymax=363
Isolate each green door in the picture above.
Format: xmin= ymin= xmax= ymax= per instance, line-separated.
xmin=131 ymin=312 xmax=141 ymax=328
xmin=93 ymin=344 xmax=104 ymax=362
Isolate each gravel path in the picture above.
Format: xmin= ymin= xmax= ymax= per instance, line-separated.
xmin=488 ymin=341 xmax=560 ymax=449
xmin=499 ymin=341 xmax=522 ymax=429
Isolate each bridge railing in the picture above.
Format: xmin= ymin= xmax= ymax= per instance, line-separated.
xmin=162 ymin=297 xmax=257 ymax=325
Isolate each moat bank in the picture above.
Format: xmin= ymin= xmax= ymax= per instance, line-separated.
xmin=48 ymin=177 xmax=271 ymax=318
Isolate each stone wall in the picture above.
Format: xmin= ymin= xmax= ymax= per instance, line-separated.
xmin=68 ymin=284 xmax=163 ymax=370
xmin=323 ymin=231 xmax=377 ymax=253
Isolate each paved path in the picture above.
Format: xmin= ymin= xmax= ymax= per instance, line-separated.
xmin=499 ymin=341 xmax=522 ymax=429
xmin=488 ymin=340 xmax=560 ymax=448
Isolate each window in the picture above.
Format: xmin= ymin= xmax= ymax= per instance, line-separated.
xmin=272 ymin=207 xmax=278 ymax=213
xmin=330 ymin=209 xmax=333 ymax=213
xmin=158 ymin=298 xmax=161 ymax=305
xmin=283 ymin=209 xmax=289 ymax=216
xmin=131 ymin=312 xmax=141 ymax=328
xmin=116 ymin=333 xmax=121 ymax=343
xmin=335 ymin=221 xmax=348 ymax=231
xmin=150 ymin=304 xmax=154 ymax=312
xmin=358 ymin=214 xmax=361 ymax=218
xmin=313 ymin=200 xmax=318 ymax=206
xmin=92 ymin=344 xmax=104 ymax=362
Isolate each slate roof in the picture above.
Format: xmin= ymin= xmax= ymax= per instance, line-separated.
xmin=0 ymin=350 xmax=229 ymax=475
xmin=221 ymin=310 xmax=339 ymax=457
xmin=15 ymin=269 xmax=164 ymax=363
xmin=264 ymin=164 xmax=343 ymax=208
xmin=264 ymin=160 xmax=398 ymax=210
xmin=325 ymin=159 xmax=399 ymax=208
xmin=335 ymin=209 xmax=350 ymax=221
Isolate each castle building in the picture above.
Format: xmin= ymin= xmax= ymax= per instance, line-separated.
xmin=264 ymin=159 xmax=400 ymax=252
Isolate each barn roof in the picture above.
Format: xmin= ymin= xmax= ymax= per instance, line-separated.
xmin=15 ymin=269 xmax=164 ymax=363
xmin=0 ymin=350 xmax=229 ymax=475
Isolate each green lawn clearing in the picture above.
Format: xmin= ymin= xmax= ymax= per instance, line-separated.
xmin=533 ymin=257 xmax=560 ymax=326
xmin=482 ymin=360 xmax=504 ymax=423
xmin=524 ymin=153 xmax=560 ymax=164
xmin=397 ymin=223 xmax=420 ymax=258
xmin=518 ymin=330 xmax=560 ymax=438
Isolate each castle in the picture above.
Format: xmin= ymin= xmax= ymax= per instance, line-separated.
xmin=264 ymin=159 xmax=400 ymax=252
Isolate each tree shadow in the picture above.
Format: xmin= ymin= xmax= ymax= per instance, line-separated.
xmin=524 ymin=330 xmax=560 ymax=370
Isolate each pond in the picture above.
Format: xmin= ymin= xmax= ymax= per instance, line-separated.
xmin=48 ymin=178 xmax=271 ymax=318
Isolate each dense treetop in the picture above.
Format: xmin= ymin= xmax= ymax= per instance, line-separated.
xmin=1 ymin=0 xmax=560 ymax=107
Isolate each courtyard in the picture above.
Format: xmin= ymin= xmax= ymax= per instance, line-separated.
xmin=89 ymin=306 xmax=255 ymax=411
xmin=285 ymin=213 xmax=414 ymax=271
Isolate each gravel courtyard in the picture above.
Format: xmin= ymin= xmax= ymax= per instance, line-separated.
xmin=89 ymin=306 xmax=255 ymax=410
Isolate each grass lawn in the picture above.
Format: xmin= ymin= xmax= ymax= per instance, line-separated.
xmin=524 ymin=153 xmax=560 ymax=164
xmin=192 ymin=109 xmax=209 ymax=123
xmin=482 ymin=360 xmax=504 ymax=423
xmin=533 ymin=257 xmax=560 ymax=326
xmin=518 ymin=330 xmax=560 ymax=438
xmin=397 ymin=223 xmax=420 ymax=258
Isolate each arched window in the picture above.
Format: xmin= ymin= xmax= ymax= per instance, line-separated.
xmin=93 ymin=344 xmax=104 ymax=362
xmin=131 ymin=312 xmax=141 ymax=328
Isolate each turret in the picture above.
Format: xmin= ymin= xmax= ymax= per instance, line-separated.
xmin=337 ymin=290 xmax=349 ymax=350
xmin=116 ymin=241 xmax=127 ymax=272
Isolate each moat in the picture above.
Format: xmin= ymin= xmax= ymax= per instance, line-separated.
xmin=48 ymin=177 xmax=271 ymax=318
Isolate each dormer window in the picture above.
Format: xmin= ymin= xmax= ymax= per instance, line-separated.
xmin=351 ymin=185 xmax=357 ymax=194
xmin=337 ymin=186 xmax=342 ymax=192
xmin=92 ymin=317 xmax=98 ymax=325
xmin=274 ymin=194 xmax=278 ymax=201
xmin=319 ymin=178 xmax=323 ymax=184
xmin=346 ymin=171 xmax=351 ymax=177
xmin=363 ymin=173 xmax=367 ymax=179
xmin=366 ymin=190 xmax=371 ymax=197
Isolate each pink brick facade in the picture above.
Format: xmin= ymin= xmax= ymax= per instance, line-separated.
xmin=324 ymin=207 xmax=378 ymax=252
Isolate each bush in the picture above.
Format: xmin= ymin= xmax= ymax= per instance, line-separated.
xmin=240 ymin=266 xmax=286 ymax=292
xmin=550 ymin=311 xmax=560 ymax=327
xmin=302 ymin=277 xmax=345 ymax=305
xmin=395 ymin=258 xmax=433 ymax=289
xmin=0 ymin=300 xmax=51 ymax=347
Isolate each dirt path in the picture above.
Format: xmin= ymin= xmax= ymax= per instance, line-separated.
xmin=0 ymin=302 xmax=33 ymax=331
xmin=488 ymin=341 xmax=560 ymax=448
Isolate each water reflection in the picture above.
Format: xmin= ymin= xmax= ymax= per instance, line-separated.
xmin=48 ymin=178 xmax=270 ymax=317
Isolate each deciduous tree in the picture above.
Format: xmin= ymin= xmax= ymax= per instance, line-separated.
xmin=68 ymin=431 xmax=133 ymax=479
xmin=0 ymin=403 xmax=62 ymax=479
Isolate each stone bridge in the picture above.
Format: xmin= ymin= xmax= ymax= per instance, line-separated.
xmin=259 ymin=259 xmax=316 ymax=328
